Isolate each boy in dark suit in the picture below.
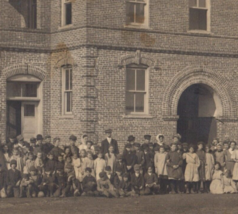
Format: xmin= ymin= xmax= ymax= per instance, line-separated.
xmin=7 ymin=160 xmax=21 ymax=197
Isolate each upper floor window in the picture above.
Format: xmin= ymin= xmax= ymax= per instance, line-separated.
xmin=189 ymin=0 xmax=210 ymax=31
xmin=62 ymin=0 xmax=72 ymax=26
xmin=27 ymin=0 xmax=37 ymax=29
xmin=126 ymin=65 xmax=149 ymax=114
xmin=126 ymin=0 xmax=149 ymax=27
xmin=62 ymin=66 xmax=73 ymax=115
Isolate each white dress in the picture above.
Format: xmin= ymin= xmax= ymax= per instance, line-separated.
xmin=72 ymin=158 xmax=82 ymax=181
xmin=231 ymin=150 xmax=238 ymax=180
xmin=94 ymin=158 xmax=106 ymax=180
xmin=154 ymin=152 xmax=168 ymax=176
xmin=183 ymin=153 xmax=200 ymax=182
xmin=205 ymin=153 xmax=215 ymax=181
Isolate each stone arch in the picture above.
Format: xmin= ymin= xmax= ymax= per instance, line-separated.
xmin=3 ymin=63 xmax=46 ymax=80
xmin=162 ymin=66 xmax=236 ymax=120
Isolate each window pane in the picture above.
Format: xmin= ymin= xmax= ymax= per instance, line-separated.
xmin=199 ymin=0 xmax=206 ymax=7
xmin=7 ymin=82 xmax=21 ymax=97
xmin=135 ymin=93 xmax=144 ymax=112
xmin=28 ymin=0 xmax=37 ymax=29
xmin=70 ymin=69 xmax=72 ymax=90
xmin=24 ymin=105 xmax=35 ymax=117
xmin=126 ymin=3 xmax=135 ymax=23
xmin=136 ymin=69 xmax=145 ymax=90
xmin=189 ymin=8 xmax=207 ymax=30
xmin=65 ymin=69 xmax=69 ymax=90
xmin=65 ymin=92 xmax=72 ymax=112
xmin=22 ymin=83 xmax=37 ymax=97
xmin=136 ymin=3 xmax=145 ymax=23
xmin=126 ymin=92 xmax=134 ymax=113
xmin=126 ymin=69 xmax=136 ymax=90
xmin=189 ymin=0 xmax=197 ymax=7
xmin=65 ymin=3 xmax=72 ymax=25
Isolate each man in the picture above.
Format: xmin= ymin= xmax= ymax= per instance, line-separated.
xmin=101 ymin=129 xmax=119 ymax=158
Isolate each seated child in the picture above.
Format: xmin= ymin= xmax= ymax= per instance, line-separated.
xmin=39 ymin=169 xmax=57 ymax=197
xmin=131 ymin=164 xmax=144 ymax=196
xmin=20 ymin=173 xmax=31 ymax=198
xmin=223 ymin=169 xmax=237 ymax=194
xmin=120 ymin=173 xmax=133 ymax=197
xmin=54 ymin=169 xmax=68 ymax=197
xmin=144 ymin=166 xmax=159 ymax=195
xmin=114 ymin=154 xmax=127 ymax=175
xmin=210 ymin=162 xmax=224 ymax=194
xmin=113 ymin=168 xmax=124 ymax=197
xmin=97 ymin=172 xmax=118 ymax=198
xmin=105 ymin=166 xmax=115 ymax=185
xmin=82 ymin=167 xmax=98 ymax=196
xmin=0 ymin=164 xmax=7 ymax=198
xmin=7 ymin=160 xmax=22 ymax=197
xmin=28 ymin=166 xmax=42 ymax=198
xmin=44 ymin=153 xmax=56 ymax=173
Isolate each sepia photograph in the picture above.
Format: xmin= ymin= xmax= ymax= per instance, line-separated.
xmin=0 ymin=0 xmax=238 ymax=213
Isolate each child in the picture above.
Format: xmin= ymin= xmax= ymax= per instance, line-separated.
xmin=114 ymin=154 xmax=127 ymax=175
xmin=210 ymin=162 xmax=224 ymax=194
xmin=86 ymin=141 xmax=94 ymax=154
xmin=131 ymin=164 xmax=145 ymax=196
xmin=144 ymin=166 xmax=159 ymax=195
xmin=50 ymin=137 xmax=64 ymax=161
xmin=97 ymin=172 xmax=118 ymax=198
xmin=223 ymin=141 xmax=230 ymax=151
xmin=141 ymin=135 xmax=151 ymax=151
xmin=224 ymin=141 xmax=236 ymax=176
xmin=94 ymin=152 xmax=106 ymax=180
xmin=196 ymin=142 xmax=206 ymax=193
xmin=56 ymin=155 xmax=65 ymax=172
xmin=79 ymin=149 xmax=87 ymax=175
xmin=63 ymin=147 xmax=72 ymax=161
xmin=134 ymin=143 xmax=145 ymax=170
xmin=105 ymin=145 xmax=117 ymax=173
xmin=154 ymin=146 xmax=168 ymax=194
xmin=183 ymin=145 xmax=200 ymax=194
xmin=20 ymin=173 xmax=31 ymax=198
xmin=84 ymin=151 xmax=95 ymax=177
xmin=113 ymin=168 xmax=125 ymax=197
xmin=39 ymin=170 xmax=56 ymax=197
xmin=223 ymin=169 xmax=237 ymax=194
xmin=2 ymin=144 xmax=11 ymax=170
xmin=24 ymin=153 xmax=35 ymax=173
xmin=231 ymin=145 xmax=238 ymax=188
xmin=10 ymin=149 xmax=24 ymax=173
xmin=0 ymin=164 xmax=7 ymax=198
xmin=124 ymin=144 xmax=138 ymax=175
xmin=82 ymin=167 xmax=98 ymax=196
xmin=105 ymin=166 xmax=115 ymax=185
xmin=204 ymin=145 xmax=215 ymax=193
xmin=28 ymin=166 xmax=42 ymax=197
xmin=214 ymin=144 xmax=226 ymax=170
xmin=120 ymin=173 xmax=132 ymax=197
xmin=72 ymin=152 xmax=82 ymax=181
xmin=6 ymin=160 xmax=22 ymax=197
xmin=54 ymin=169 xmax=68 ymax=197
xmin=143 ymin=148 xmax=154 ymax=173
xmin=210 ymin=138 xmax=219 ymax=153
xmin=166 ymin=143 xmax=183 ymax=194
xmin=44 ymin=153 xmax=56 ymax=174
xmin=35 ymin=152 xmax=44 ymax=175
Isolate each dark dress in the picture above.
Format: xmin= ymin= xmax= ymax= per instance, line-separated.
xmin=101 ymin=139 xmax=119 ymax=157
xmin=166 ymin=151 xmax=183 ymax=180
xmin=197 ymin=150 xmax=206 ymax=181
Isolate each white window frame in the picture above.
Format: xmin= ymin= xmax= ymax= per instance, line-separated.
xmin=125 ymin=0 xmax=149 ymax=28
xmin=62 ymin=66 xmax=73 ymax=115
xmin=125 ymin=65 xmax=149 ymax=115
xmin=189 ymin=0 xmax=211 ymax=32
xmin=61 ymin=0 xmax=72 ymax=27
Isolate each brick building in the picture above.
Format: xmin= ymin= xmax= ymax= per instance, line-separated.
xmin=1 ymin=0 xmax=238 ymax=150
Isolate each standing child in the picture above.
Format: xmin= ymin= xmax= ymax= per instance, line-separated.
xmin=124 ymin=144 xmax=138 ymax=176
xmin=25 ymin=153 xmax=35 ymax=173
xmin=144 ymin=166 xmax=159 ymax=195
xmin=231 ymin=145 xmax=238 ymax=189
xmin=210 ymin=162 xmax=224 ymax=194
xmin=10 ymin=149 xmax=24 ymax=173
xmin=143 ymin=148 xmax=154 ymax=174
xmin=214 ymin=144 xmax=226 ymax=171
xmin=223 ymin=169 xmax=237 ymax=194
xmin=196 ymin=142 xmax=206 ymax=193
xmin=166 ymin=143 xmax=183 ymax=194
xmin=154 ymin=146 xmax=168 ymax=194
xmin=105 ymin=146 xmax=117 ymax=173
xmin=94 ymin=152 xmax=106 ymax=180
xmin=35 ymin=152 xmax=44 ymax=175
xmin=134 ymin=143 xmax=145 ymax=171
xmin=204 ymin=145 xmax=215 ymax=193
xmin=183 ymin=145 xmax=200 ymax=194
xmin=72 ymin=152 xmax=82 ymax=181
xmin=224 ymin=141 xmax=236 ymax=176
xmin=7 ymin=160 xmax=22 ymax=197
xmin=86 ymin=141 xmax=94 ymax=154
xmin=44 ymin=153 xmax=56 ymax=174
xmin=84 ymin=151 xmax=95 ymax=177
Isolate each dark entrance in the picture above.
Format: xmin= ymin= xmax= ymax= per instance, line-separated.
xmin=177 ymin=84 xmax=218 ymax=145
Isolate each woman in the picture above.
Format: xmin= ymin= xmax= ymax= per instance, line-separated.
xmin=224 ymin=141 xmax=236 ymax=175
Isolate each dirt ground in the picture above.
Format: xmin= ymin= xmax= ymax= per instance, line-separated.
xmin=0 ymin=194 xmax=238 ymax=214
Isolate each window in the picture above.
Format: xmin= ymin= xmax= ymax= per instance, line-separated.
xmin=62 ymin=66 xmax=73 ymax=114
xmin=62 ymin=0 xmax=72 ymax=26
xmin=27 ymin=0 xmax=37 ymax=29
xmin=24 ymin=104 xmax=35 ymax=117
xmin=126 ymin=0 xmax=149 ymax=27
xmin=126 ymin=65 xmax=148 ymax=114
xmin=7 ymin=82 xmax=38 ymax=98
xmin=189 ymin=0 xmax=210 ymax=31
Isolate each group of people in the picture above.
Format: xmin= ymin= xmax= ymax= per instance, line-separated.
xmin=0 ymin=129 xmax=238 ymax=199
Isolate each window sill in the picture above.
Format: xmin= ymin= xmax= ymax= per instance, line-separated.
xmin=122 ymin=114 xmax=155 ymax=119
xmin=124 ymin=24 xmax=151 ymax=30
xmin=58 ymin=24 xmax=74 ymax=30
xmin=58 ymin=115 xmax=74 ymax=119
xmin=187 ymin=30 xmax=212 ymax=35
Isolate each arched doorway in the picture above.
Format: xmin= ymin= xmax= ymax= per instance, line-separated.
xmin=177 ymin=84 xmax=222 ymax=145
